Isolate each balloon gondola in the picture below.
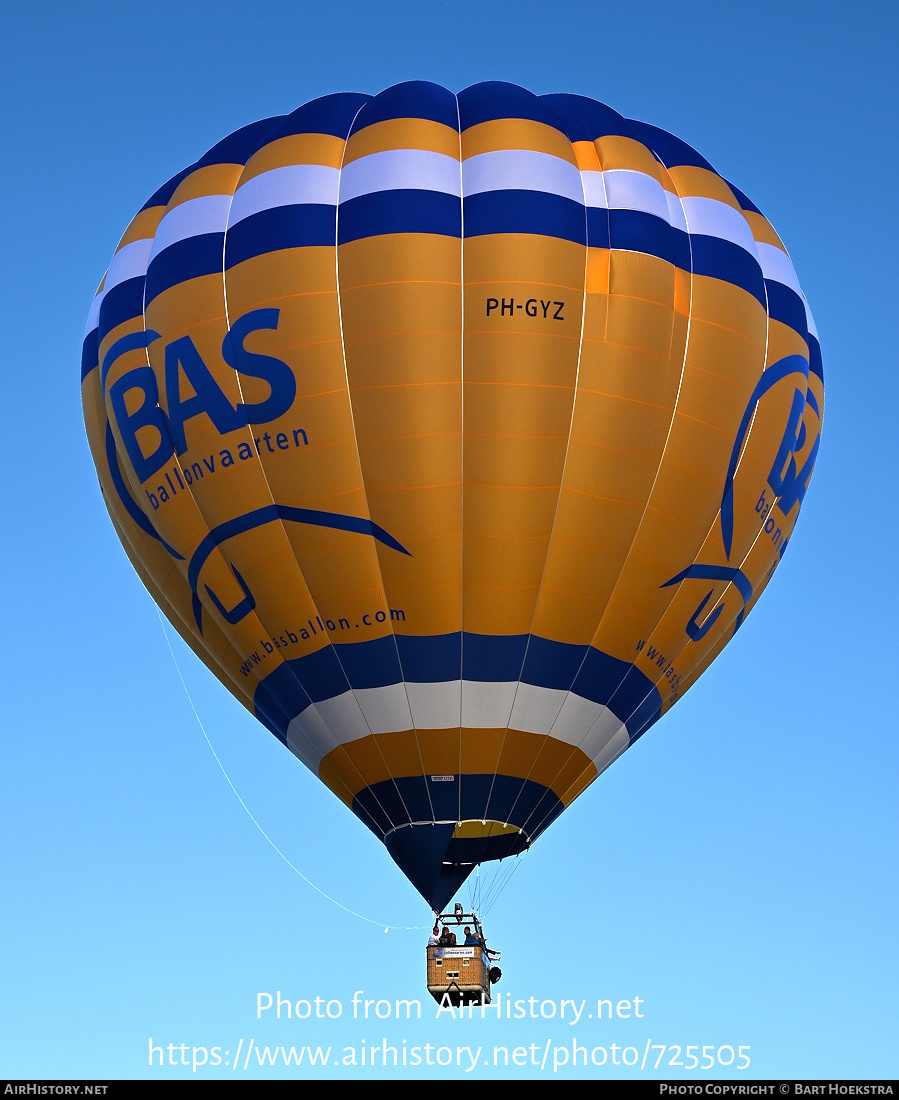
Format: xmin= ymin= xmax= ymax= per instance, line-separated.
xmin=82 ymin=81 xmax=823 ymax=916
xmin=427 ymin=904 xmax=500 ymax=1006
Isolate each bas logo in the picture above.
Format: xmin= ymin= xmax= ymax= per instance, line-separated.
xmin=720 ymin=354 xmax=821 ymax=560
xmin=104 ymin=308 xmax=295 ymax=483
xmin=99 ymin=305 xmax=412 ymax=634
xmin=663 ymin=353 xmax=821 ymax=646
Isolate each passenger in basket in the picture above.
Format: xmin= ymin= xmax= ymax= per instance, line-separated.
xmin=439 ymin=925 xmax=457 ymax=947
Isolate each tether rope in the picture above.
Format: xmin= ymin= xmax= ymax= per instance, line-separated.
xmin=155 ymin=607 xmax=427 ymax=931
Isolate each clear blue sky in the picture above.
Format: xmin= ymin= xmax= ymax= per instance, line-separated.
xmin=2 ymin=0 xmax=896 ymax=1081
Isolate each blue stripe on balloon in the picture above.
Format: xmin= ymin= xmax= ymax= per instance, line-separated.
xmin=765 ymin=279 xmax=808 ymax=336
xmin=540 ymin=92 xmax=634 ymax=143
xmin=334 ymin=634 xmax=404 ymax=690
xmin=350 ymin=80 xmax=459 ymax=132
xmin=690 ymin=235 xmax=766 ymax=308
xmin=671 ymin=226 xmax=692 ymax=270
xmin=224 ymin=204 xmax=336 ymax=267
xmin=461 ymin=633 xmax=528 ymax=682
xmin=252 ymin=701 xmax=289 ymax=745
xmin=80 ymin=330 xmax=98 ymax=381
xmin=629 ymin=120 xmax=716 ymax=172
xmin=96 ymin=230 xmax=778 ymax=338
xmin=463 ymin=190 xmax=586 ymax=244
xmin=520 ymin=635 xmax=586 ymax=690
xmin=395 ymin=633 xmax=461 ymax=682
xmin=194 ymin=117 xmax=284 ymax=169
xmin=599 ymin=213 xmax=795 ymax=322
xmin=366 ymin=775 xmax=436 ymax=832
xmin=141 ymin=167 xmax=195 ymax=212
xmin=518 ymin=781 xmax=567 ymax=841
xmin=252 ymin=661 xmax=319 ymax=743
xmin=284 ymin=645 xmax=351 ymax=703
xmin=482 ymin=774 xmax=562 ymax=833
xmin=265 ymin=92 xmax=371 ymax=140
xmin=608 ymin=209 xmax=689 ymax=268
xmin=144 ymin=234 xmax=224 ymax=305
xmin=459 ymin=80 xmax=560 ymax=131
xmin=354 ymin=773 xmax=562 ymax=838
xmin=251 ymin=682 xmax=296 ymax=746
xmin=726 ymin=180 xmax=762 ymax=215
xmin=585 ymin=207 xmax=610 ymax=249
xmin=97 ymin=275 xmax=145 ymax=342
xmin=252 ymin=631 xmax=663 ymax=740
xmin=337 ymin=189 xmax=461 ymax=243
xmin=573 ymin=647 xmax=662 ymax=737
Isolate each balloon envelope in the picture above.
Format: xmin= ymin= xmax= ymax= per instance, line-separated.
xmin=82 ymin=82 xmax=823 ymax=910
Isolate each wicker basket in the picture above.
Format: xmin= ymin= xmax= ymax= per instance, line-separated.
xmin=426 ymin=944 xmax=490 ymax=1005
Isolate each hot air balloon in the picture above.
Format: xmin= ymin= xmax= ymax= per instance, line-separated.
xmin=81 ymin=81 xmax=823 ymax=913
